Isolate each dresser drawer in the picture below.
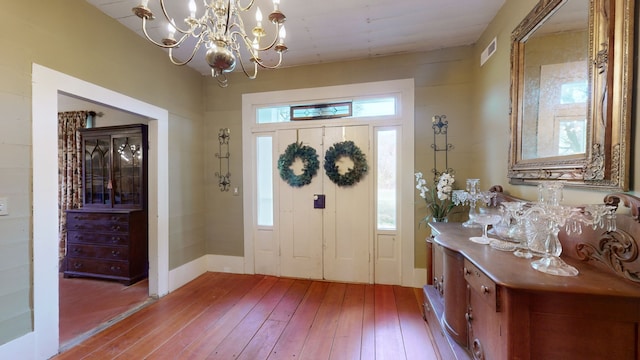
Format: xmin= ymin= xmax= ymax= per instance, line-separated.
xmin=66 ymin=257 xmax=130 ymax=277
xmin=464 ymin=259 xmax=499 ymax=312
xmin=66 ymin=211 xmax=131 ymax=233
xmin=67 ymin=231 xmax=129 ymax=246
xmin=66 ymin=217 xmax=130 ymax=233
xmin=67 ymin=243 xmax=129 ymax=261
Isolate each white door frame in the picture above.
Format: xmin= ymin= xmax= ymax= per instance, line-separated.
xmin=10 ymin=64 xmax=170 ymax=359
xmin=241 ymin=79 xmax=417 ymax=287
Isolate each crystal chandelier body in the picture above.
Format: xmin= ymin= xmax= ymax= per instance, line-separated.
xmin=133 ymin=0 xmax=287 ymax=87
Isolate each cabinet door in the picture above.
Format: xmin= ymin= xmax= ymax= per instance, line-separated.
xmin=112 ymin=133 xmax=144 ymax=207
xmin=83 ymin=135 xmax=111 ymax=206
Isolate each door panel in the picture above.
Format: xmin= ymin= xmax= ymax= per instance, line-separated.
xmin=322 ymin=126 xmax=370 ymax=283
xmin=278 ymin=128 xmax=324 ymax=279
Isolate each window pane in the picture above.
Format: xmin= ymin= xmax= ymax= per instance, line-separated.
xmin=256 ymin=96 xmax=397 ymax=123
xmin=353 ymin=97 xmax=396 ymax=117
xmin=377 ymin=129 xmax=397 ymax=230
xmin=257 ymin=107 xmax=290 ymax=124
xmin=256 ymin=136 xmax=273 ymax=226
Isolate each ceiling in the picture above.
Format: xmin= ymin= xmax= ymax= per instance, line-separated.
xmin=87 ymin=0 xmax=506 ymax=76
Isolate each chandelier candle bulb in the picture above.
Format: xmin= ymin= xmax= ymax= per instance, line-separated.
xmin=189 ymin=0 xmax=196 ymax=18
xmin=256 ymin=7 xmax=263 ymax=28
xmin=167 ymin=20 xmax=176 ymax=41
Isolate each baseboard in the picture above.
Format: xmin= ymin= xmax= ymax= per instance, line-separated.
xmin=205 ymin=254 xmax=245 ymax=273
xmin=411 ymin=267 xmax=427 ymax=288
xmin=168 ymin=254 xmax=425 ymax=291
xmin=168 ymin=254 xmax=246 ymax=292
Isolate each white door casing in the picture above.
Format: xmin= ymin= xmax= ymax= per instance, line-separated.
xmin=242 ymin=79 xmax=417 ymax=287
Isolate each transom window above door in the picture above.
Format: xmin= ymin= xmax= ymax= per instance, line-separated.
xmin=256 ymin=96 xmax=397 ymax=124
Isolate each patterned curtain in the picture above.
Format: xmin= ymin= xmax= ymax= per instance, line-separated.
xmin=58 ymin=111 xmax=87 ymax=268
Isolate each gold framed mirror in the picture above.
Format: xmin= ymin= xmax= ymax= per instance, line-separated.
xmin=508 ymin=0 xmax=634 ymax=191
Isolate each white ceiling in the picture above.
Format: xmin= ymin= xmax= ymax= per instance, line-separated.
xmin=86 ymin=0 xmax=506 ymax=76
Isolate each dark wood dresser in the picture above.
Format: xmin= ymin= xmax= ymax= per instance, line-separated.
xmin=65 ymin=209 xmax=147 ymax=285
xmin=64 ymin=124 xmax=148 ymax=285
xmin=423 ymin=192 xmax=640 ymax=360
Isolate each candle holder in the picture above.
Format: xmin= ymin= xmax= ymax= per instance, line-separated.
xmin=516 ymin=182 xmax=617 ymax=276
xmin=452 ymin=178 xmax=496 ymax=228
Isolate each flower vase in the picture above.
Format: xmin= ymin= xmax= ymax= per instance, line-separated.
xmin=432 ymin=217 xmax=448 ymax=223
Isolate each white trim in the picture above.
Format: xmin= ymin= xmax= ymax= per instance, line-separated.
xmin=242 ymin=79 xmax=415 ymax=286
xmin=168 ymin=255 xmax=247 ymax=292
xmin=1 ymin=64 xmax=171 ymax=360
xmin=168 ymin=257 xmax=208 ymax=292
xmin=206 ymin=254 xmax=246 ymax=274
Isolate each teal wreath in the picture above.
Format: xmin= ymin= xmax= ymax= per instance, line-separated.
xmin=277 ymin=142 xmax=320 ymax=187
xmin=324 ymin=140 xmax=368 ymax=186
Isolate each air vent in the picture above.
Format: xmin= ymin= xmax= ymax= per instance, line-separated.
xmin=480 ymin=37 xmax=497 ymax=66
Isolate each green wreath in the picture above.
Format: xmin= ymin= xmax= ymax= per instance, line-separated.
xmin=324 ymin=140 xmax=368 ymax=186
xmin=277 ymin=142 xmax=320 ymax=187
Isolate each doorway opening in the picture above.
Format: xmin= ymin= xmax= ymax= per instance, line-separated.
xmin=32 ymin=64 xmax=169 ymax=357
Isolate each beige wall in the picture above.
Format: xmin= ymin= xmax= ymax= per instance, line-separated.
xmin=0 ymin=1 xmax=205 ymax=344
xmin=203 ymin=47 xmax=477 ymax=267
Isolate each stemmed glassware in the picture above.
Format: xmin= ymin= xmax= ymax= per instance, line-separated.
xmin=469 ymin=208 xmax=502 ymax=245
xmin=500 ymin=201 xmax=533 ymax=258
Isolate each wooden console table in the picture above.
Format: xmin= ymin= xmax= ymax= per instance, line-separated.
xmin=424 ymin=215 xmax=640 ymax=359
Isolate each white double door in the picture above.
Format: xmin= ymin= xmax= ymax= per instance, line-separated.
xmin=277 ymin=125 xmax=371 ymax=283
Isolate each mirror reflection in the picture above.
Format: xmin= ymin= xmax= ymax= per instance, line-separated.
xmin=520 ymin=0 xmax=589 ymax=160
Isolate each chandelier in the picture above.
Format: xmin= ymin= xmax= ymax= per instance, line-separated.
xmin=132 ymin=0 xmax=287 ymax=87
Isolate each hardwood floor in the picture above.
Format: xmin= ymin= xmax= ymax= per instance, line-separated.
xmin=59 ymin=274 xmax=152 ymax=348
xmin=53 ymin=272 xmax=440 ymax=360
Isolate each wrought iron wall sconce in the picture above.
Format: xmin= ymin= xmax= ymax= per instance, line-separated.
xmin=215 ymin=128 xmax=231 ymax=191
xmin=431 ymin=115 xmax=454 ymax=180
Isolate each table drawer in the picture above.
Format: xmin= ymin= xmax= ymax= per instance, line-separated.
xmin=66 ymin=257 xmax=130 ymax=277
xmin=464 ymin=259 xmax=499 ymax=312
xmin=67 ymin=243 xmax=129 ymax=261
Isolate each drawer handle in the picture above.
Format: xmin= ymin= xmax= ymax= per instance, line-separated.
xmin=111 ymin=250 xmax=121 ymax=257
xmin=72 ymin=247 xmax=82 ymax=254
xmin=73 ymin=262 xmax=83 ymax=269
xmin=111 ymin=236 xmax=121 ymax=243
xmin=464 ymin=267 xmax=471 ymax=276
xmin=481 ymin=285 xmax=490 ymax=294
xmin=111 ymin=225 xmax=121 ymax=231
xmin=110 ymin=265 xmax=121 ymax=272
xmin=465 ymin=311 xmax=473 ymax=322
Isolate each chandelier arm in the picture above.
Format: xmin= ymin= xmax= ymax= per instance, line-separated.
xmin=253 ymin=52 xmax=284 ymax=70
xmin=141 ymin=18 xmax=181 ymax=49
xmin=236 ymin=55 xmax=259 ymax=80
xmin=235 ymin=0 xmax=257 ymax=12
xmin=167 ymin=36 xmax=206 ymax=66
xmin=234 ymin=28 xmax=280 ymax=52
xmin=159 ymin=0 xmax=200 ymax=35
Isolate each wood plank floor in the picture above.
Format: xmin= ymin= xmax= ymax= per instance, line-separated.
xmin=53 ymin=272 xmax=441 ymax=360
xmin=59 ymin=274 xmax=151 ymax=347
